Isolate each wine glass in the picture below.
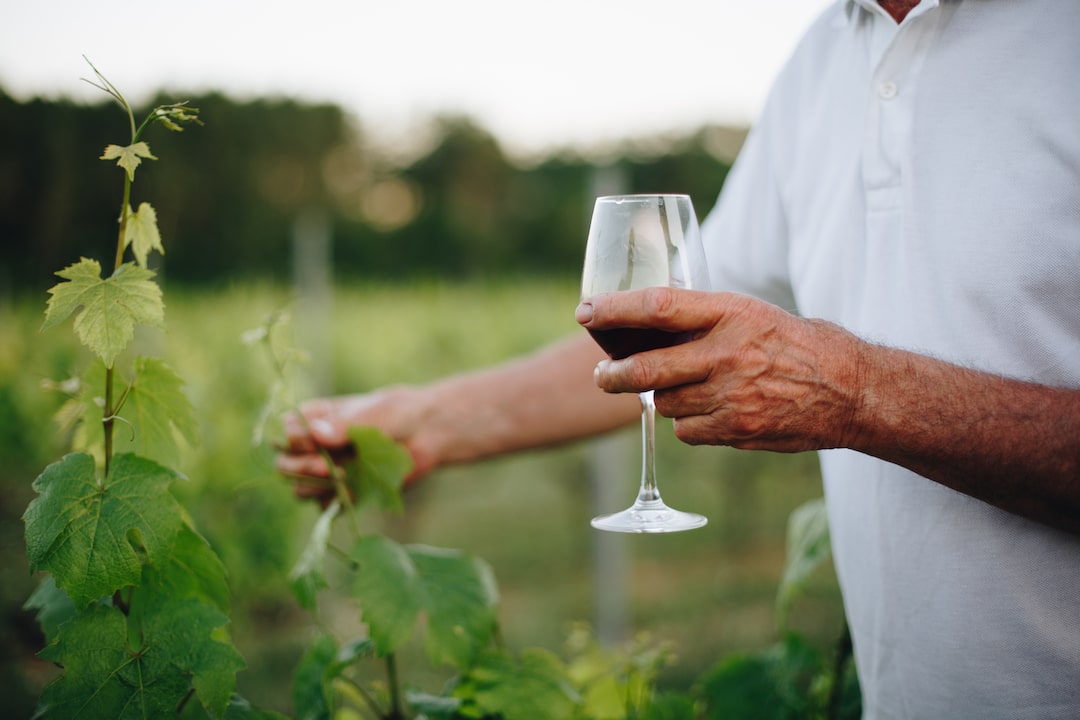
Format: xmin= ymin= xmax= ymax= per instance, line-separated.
xmin=581 ymin=194 xmax=711 ymax=533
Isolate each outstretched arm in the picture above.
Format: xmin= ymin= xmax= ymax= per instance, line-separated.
xmin=578 ymin=288 xmax=1080 ymax=534
xmin=275 ymin=333 xmax=640 ymax=492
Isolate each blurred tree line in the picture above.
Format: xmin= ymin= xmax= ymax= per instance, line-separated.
xmin=0 ymin=88 xmax=745 ymax=293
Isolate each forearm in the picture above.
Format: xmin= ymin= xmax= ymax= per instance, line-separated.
xmin=418 ymin=333 xmax=640 ymax=468
xmin=845 ymin=338 xmax=1080 ymax=533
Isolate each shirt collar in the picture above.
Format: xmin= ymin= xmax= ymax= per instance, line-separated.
xmin=836 ymin=0 xmax=941 ymax=27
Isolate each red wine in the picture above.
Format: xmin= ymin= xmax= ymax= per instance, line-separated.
xmin=588 ymin=328 xmax=692 ymax=360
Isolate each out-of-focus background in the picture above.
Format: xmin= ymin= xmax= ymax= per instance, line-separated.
xmin=1 ymin=1 xmax=843 ymax=715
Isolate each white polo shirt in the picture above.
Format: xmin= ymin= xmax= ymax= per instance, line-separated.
xmin=701 ymin=0 xmax=1080 ymax=716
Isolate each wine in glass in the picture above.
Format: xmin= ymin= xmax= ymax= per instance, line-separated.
xmin=581 ymin=194 xmax=710 ymax=533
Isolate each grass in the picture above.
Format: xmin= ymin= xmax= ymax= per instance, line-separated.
xmin=1 ymin=277 xmax=843 ymax=714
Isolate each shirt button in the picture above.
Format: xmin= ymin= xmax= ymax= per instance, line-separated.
xmin=878 ymin=81 xmax=898 ymax=100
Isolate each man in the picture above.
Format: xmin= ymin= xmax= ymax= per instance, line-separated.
xmin=278 ymin=0 xmax=1080 ymax=716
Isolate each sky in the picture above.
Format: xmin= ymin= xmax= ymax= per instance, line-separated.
xmin=0 ymin=0 xmax=833 ymax=158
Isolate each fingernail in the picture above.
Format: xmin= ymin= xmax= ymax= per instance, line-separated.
xmin=311 ymin=418 xmax=335 ymax=438
xmin=576 ymin=301 xmax=594 ymax=324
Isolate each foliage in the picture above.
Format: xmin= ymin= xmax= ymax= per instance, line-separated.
xmin=21 ymin=62 xmax=265 ymax=719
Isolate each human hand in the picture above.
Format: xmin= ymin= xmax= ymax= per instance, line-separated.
xmin=274 ymin=386 xmax=437 ymax=502
xmin=575 ymin=288 xmax=864 ymax=453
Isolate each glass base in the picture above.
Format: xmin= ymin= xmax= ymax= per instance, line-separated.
xmin=591 ymin=499 xmax=707 ymax=534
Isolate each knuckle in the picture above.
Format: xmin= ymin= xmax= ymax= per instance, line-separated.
xmin=643 ymin=286 xmax=678 ymax=322
xmin=624 ymin=357 xmax=655 ymax=388
xmin=729 ymin=410 xmax=768 ymax=441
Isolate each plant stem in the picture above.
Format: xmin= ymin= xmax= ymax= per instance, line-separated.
xmin=176 ymin=688 xmax=196 ymax=716
xmin=385 ymin=653 xmax=404 ymax=720
xmin=103 ymin=100 xmax=136 ymax=478
xmin=103 ymin=368 xmax=114 ymax=480
xmin=114 ymin=174 xmax=131 ymax=271
xmin=336 ymin=674 xmax=387 ymax=720
xmin=328 ymin=458 xmax=362 ymax=538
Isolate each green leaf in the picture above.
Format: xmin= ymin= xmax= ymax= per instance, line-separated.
xmin=23 ymin=452 xmax=183 ymax=608
xmin=461 ymin=648 xmax=579 ymax=720
xmin=64 ymin=357 xmax=198 ymax=469
xmin=42 ymin=259 xmax=165 ymax=368
xmin=404 ymin=690 xmax=461 ymax=718
xmin=350 ymin=535 xmax=424 ymax=656
xmin=62 ymin=360 xmax=107 ymax=464
xmin=124 ymin=202 xmax=164 ymax=268
xmin=291 ymin=634 xmax=337 ymax=720
xmin=142 ymin=522 xmax=232 ymax=615
xmin=410 ymin=545 xmax=499 ymax=668
xmin=349 ymin=537 xmax=498 ymax=667
xmin=219 ymin=694 xmax=290 ymax=720
xmin=639 ymin=692 xmax=697 ymax=720
xmin=23 ymin=575 xmax=76 ymax=643
xmin=133 ymin=590 xmax=246 ymax=719
xmin=776 ymin=498 xmax=831 ymax=629
xmin=119 ymin=357 xmax=199 ymax=468
xmin=37 ymin=603 xmax=187 ymax=719
xmin=101 ymin=141 xmax=157 ymax=181
xmin=290 ymin=636 xmax=374 ymax=720
xmin=38 ymin=594 xmax=244 ymax=720
xmin=697 ymin=634 xmax=823 ymax=720
xmin=344 ymin=426 xmax=412 ymax=513
xmin=288 ymin=500 xmax=340 ymax=610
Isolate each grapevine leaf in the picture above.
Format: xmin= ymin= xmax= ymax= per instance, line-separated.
xmin=38 ymin=603 xmax=187 ymax=719
xmin=41 ymin=259 xmax=165 ymax=368
xmin=344 ymin=426 xmax=412 ymax=513
xmin=141 ymin=522 xmax=231 ymax=615
xmin=696 ymin=634 xmax=824 ymax=720
xmin=100 ymin=141 xmax=157 ymax=181
xmin=220 ymin=694 xmax=290 ymax=719
xmin=288 ymin=500 xmax=340 ymax=610
xmin=324 ymin=638 xmax=376 ymax=682
xmin=350 ymin=536 xmax=498 ymax=667
xmin=150 ymin=599 xmax=245 ymax=720
xmin=124 ymin=202 xmax=164 ymax=268
xmin=404 ymin=690 xmax=462 ymax=717
xmin=23 ymin=575 xmax=76 ymax=643
xmin=64 ymin=357 xmax=198 ymax=469
xmin=290 ymin=634 xmax=375 ymax=720
xmin=639 ymin=692 xmax=697 ymax=719
xmin=350 ymin=535 xmax=424 ymax=656
xmin=776 ymin=498 xmax=831 ymax=630
xmin=23 ymin=452 xmax=183 ymax=609
xmin=291 ymin=634 xmax=337 ymax=720
xmin=38 ymin=595 xmax=244 ymax=720
xmin=55 ymin=360 xmax=106 ymax=463
xmin=410 ymin=545 xmax=499 ymax=668
xmin=119 ymin=357 xmax=199 ymax=468
xmin=460 ymin=648 xmax=579 ymax=720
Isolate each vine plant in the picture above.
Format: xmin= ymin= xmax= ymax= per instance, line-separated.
xmin=246 ymin=295 xmax=857 ymax=720
xmin=23 ymin=62 xmax=259 ymax=719
xmin=248 ymin=311 xmax=681 ymax=720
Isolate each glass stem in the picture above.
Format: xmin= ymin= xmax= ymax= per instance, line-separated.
xmin=637 ymin=390 xmax=661 ymax=504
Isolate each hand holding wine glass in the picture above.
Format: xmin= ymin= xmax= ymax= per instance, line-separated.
xmin=580 ymin=194 xmax=710 ymax=533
